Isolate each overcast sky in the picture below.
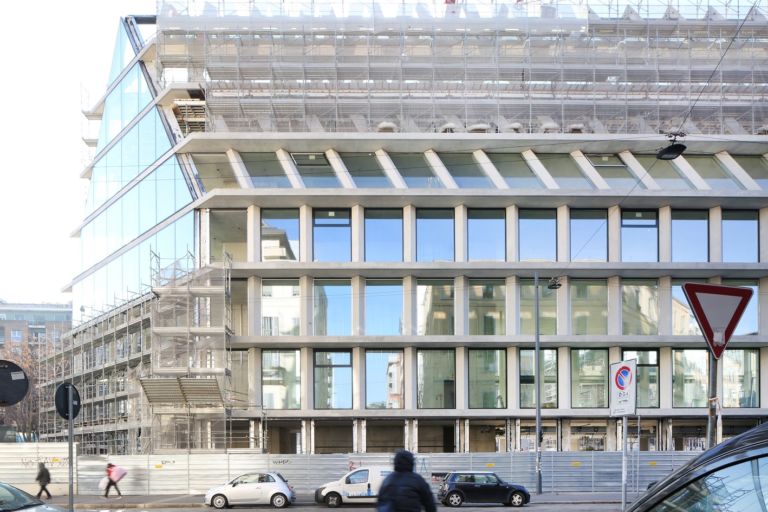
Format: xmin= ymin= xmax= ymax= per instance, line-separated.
xmin=0 ymin=1 xmax=156 ymax=304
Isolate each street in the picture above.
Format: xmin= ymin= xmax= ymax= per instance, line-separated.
xmin=76 ymin=506 xmax=622 ymax=512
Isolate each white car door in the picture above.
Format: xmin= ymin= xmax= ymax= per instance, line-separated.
xmin=344 ymin=469 xmax=376 ymax=504
xmin=227 ymin=473 xmax=261 ymax=504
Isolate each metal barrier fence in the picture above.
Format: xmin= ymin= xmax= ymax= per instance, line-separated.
xmin=0 ymin=443 xmax=73 ymax=495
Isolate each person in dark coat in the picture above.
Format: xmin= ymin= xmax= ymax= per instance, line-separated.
xmin=35 ymin=462 xmax=52 ymax=499
xmin=377 ymin=450 xmax=436 ymax=512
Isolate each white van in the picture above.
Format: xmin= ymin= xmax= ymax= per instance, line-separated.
xmin=314 ymin=466 xmax=392 ymax=507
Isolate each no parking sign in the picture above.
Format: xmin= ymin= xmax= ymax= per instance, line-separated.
xmin=610 ymin=359 xmax=637 ymax=417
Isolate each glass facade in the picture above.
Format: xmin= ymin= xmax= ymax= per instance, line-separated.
xmin=635 ymin=156 xmax=692 ymax=189
xmin=621 ymin=210 xmax=658 ymax=262
xmin=685 ymin=156 xmax=742 ymax=190
xmin=341 ymin=153 xmax=392 ymax=188
xmin=440 ymin=153 xmax=492 ymax=188
xmin=416 ymin=209 xmax=454 ymax=262
xmin=734 ymin=155 xmax=768 ymax=189
xmin=366 ymin=350 xmax=404 ymax=409
xmin=262 ymin=350 xmax=301 ymax=409
xmin=671 ymin=210 xmax=708 ymax=262
xmin=365 ymin=280 xmax=403 ymax=335
xmin=292 ymin=152 xmax=340 ymax=187
xmin=571 ymin=349 xmax=608 ymax=408
xmin=543 ymin=154 xmax=593 ymax=189
xmin=673 ymin=349 xmax=708 ymax=407
xmin=262 ymin=280 xmax=300 ymax=336
xmin=313 ymin=280 xmax=351 ymax=335
xmin=622 ymin=279 xmax=659 ymax=335
xmin=586 ymin=154 xmax=640 ymax=188
xmin=723 ymin=349 xmax=759 ymax=408
xmin=570 ymin=209 xmax=607 ymax=261
xmin=571 ymin=279 xmax=608 ymax=335
xmin=417 ymin=349 xmax=455 ymax=408
xmin=314 ymin=351 xmax=352 ymax=409
xmin=519 ymin=279 xmax=556 ymax=335
xmin=486 ymin=153 xmax=542 ymax=188
xmin=520 ymin=349 xmax=558 ymax=408
xmin=468 ymin=349 xmax=506 ymax=408
xmin=390 ymin=153 xmax=442 ymax=188
xmin=365 ymin=209 xmax=402 ymax=262
xmin=722 ymin=210 xmax=758 ymax=262
xmin=417 ymin=280 xmax=454 ymax=335
xmin=241 ymin=152 xmax=291 ymax=188
xmin=623 ymin=350 xmax=659 ymax=408
xmin=261 ymin=209 xmax=300 ymax=261
xmin=314 ymin=209 xmax=351 ymax=262
xmin=468 ymin=280 xmax=505 ymax=335
xmin=519 ymin=209 xmax=556 ymax=261
xmin=191 ymin=154 xmax=238 ymax=190
xmin=467 ymin=209 xmax=505 ymax=261
xmin=722 ymin=280 xmax=759 ymax=335
xmin=672 ymin=282 xmax=703 ymax=335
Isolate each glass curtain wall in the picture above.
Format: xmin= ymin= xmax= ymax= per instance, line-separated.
xmin=723 ymin=349 xmax=759 ymax=408
xmin=468 ymin=280 xmax=505 ymax=335
xmin=623 ymin=350 xmax=659 ymax=407
xmin=262 ymin=350 xmax=301 ymax=409
xmin=671 ymin=210 xmax=708 ymax=262
xmin=314 ymin=351 xmax=352 ymax=409
xmin=571 ymin=279 xmax=608 ymax=335
xmin=722 ymin=211 xmax=758 ymax=262
xmin=571 ymin=349 xmax=608 ymax=408
xmin=570 ymin=210 xmax=607 ymax=261
xmin=519 ymin=209 xmax=556 ymax=261
xmin=672 ymin=281 xmax=703 ymax=335
xmin=314 ymin=280 xmax=352 ymax=335
xmin=468 ymin=349 xmax=507 ymax=408
xmin=621 ymin=210 xmax=658 ymax=262
xmin=366 ymin=350 xmax=404 ymax=409
xmin=519 ymin=279 xmax=556 ymax=335
xmin=261 ymin=280 xmax=300 ymax=336
xmin=417 ymin=349 xmax=455 ymax=408
xmin=673 ymin=349 xmax=708 ymax=407
xmin=417 ymin=280 xmax=454 ymax=335
xmin=722 ymin=280 xmax=758 ymax=335
xmin=622 ymin=279 xmax=659 ymax=335
xmin=467 ymin=209 xmax=505 ymax=261
xmin=519 ymin=349 xmax=558 ymax=408
xmin=416 ymin=209 xmax=454 ymax=261
xmin=261 ymin=209 xmax=299 ymax=261
xmin=314 ymin=209 xmax=351 ymax=261
xmin=365 ymin=280 xmax=403 ymax=335
xmin=365 ymin=209 xmax=403 ymax=261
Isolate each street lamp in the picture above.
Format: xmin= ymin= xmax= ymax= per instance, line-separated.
xmin=534 ymin=272 xmax=561 ymax=495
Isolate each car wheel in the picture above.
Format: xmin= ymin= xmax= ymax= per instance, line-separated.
xmin=446 ymin=491 xmax=463 ymax=507
xmin=271 ymin=493 xmax=288 ymax=508
xmin=325 ymin=492 xmax=342 ymax=508
xmin=508 ymin=492 xmax=525 ymax=508
xmin=211 ymin=494 xmax=229 ymax=509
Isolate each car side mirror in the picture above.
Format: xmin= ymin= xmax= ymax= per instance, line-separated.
xmin=232 ymin=482 xmax=238 ymax=487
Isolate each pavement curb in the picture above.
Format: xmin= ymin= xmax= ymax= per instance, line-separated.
xmin=73 ymin=504 xmax=205 ymax=510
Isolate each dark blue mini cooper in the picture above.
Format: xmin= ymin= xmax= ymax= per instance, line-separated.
xmin=438 ymin=471 xmax=530 ymax=507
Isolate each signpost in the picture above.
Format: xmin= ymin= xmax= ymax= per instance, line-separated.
xmin=682 ymin=283 xmax=753 ymax=449
xmin=610 ymin=359 xmax=637 ymax=512
xmin=55 ymin=383 xmax=81 ymax=512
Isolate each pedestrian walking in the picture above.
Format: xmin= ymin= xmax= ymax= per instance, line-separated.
xmin=35 ymin=463 xmax=51 ymax=499
xmin=377 ymin=450 xmax=436 ymax=512
xmin=103 ymin=463 xmax=125 ymax=498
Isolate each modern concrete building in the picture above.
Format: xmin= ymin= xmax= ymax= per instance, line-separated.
xmin=39 ymin=0 xmax=768 ymax=455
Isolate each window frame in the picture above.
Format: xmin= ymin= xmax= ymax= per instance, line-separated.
xmin=570 ymin=348 xmax=609 ymax=409
xmin=622 ymin=349 xmax=660 ymax=409
xmin=313 ymin=208 xmax=352 ymax=262
xmin=621 ymin=209 xmax=659 ymax=262
xmin=313 ymin=350 xmax=353 ymax=410
xmin=467 ymin=348 xmax=507 ymax=409
xmin=519 ymin=348 xmax=559 ymax=409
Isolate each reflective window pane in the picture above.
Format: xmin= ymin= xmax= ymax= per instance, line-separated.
xmin=570 ymin=209 xmax=607 ymax=262
xmin=541 ymin=154 xmax=593 ymax=189
xmin=672 ymin=282 xmax=703 ymax=336
xmin=734 ymin=155 xmax=768 ymax=189
xmin=390 ymin=153 xmax=443 ymax=188
xmin=341 ymin=152 xmax=392 ymax=188
xmin=519 ymin=209 xmax=556 ymax=261
xmin=672 ymin=211 xmax=708 ymax=262
xmin=635 ymin=156 xmax=692 ymax=189
xmin=262 ymin=350 xmax=301 ymax=409
xmin=723 ymin=349 xmax=759 ymax=408
xmin=467 ymin=209 xmax=505 ymax=262
xmin=519 ymin=279 xmax=556 ymax=335
xmin=571 ymin=279 xmax=607 ymax=335
xmin=686 ymin=156 xmax=742 ymax=190
xmin=417 ymin=209 xmax=454 ymax=262
xmin=366 ymin=350 xmax=404 ymax=409
xmin=722 ymin=280 xmax=758 ymax=335
xmin=262 ymin=209 xmax=299 ymax=261
xmin=586 ymin=154 xmax=641 ymax=189
xmin=622 ymin=279 xmax=659 ymax=335
xmin=519 ymin=349 xmax=558 ymax=409
xmin=417 ymin=280 xmax=454 ymax=335
xmin=292 ymin=152 xmax=340 ymax=187
xmin=241 ymin=152 xmax=291 ymax=188
xmin=468 ymin=280 xmax=505 ymax=335
xmin=365 ymin=280 xmax=403 ymax=335
xmin=722 ymin=210 xmax=758 ymax=263
xmin=365 ymin=209 xmax=402 ymax=262
xmin=623 ymin=350 xmax=659 ymax=408
xmin=417 ymin=349 xmax=455 ymax=408
xmin=673 ymin=349 xmax=708 ymax=407
xmin=209 ymin=210 xmax=246 ymax=262
xmin=314 ymin=351 xmax=352 ymax=409
xmin=571 ymin=349 xmax=608 ymax=408
xmin=486 ymin=153 xmax=543 ymax=188
xmin=314 ymin=209 xmax=351 ymax=262
xmin=468 ymin=349 xmax=506 ymax=408
xmin=621 ymin=210 xmax=658 ymax=262
xmin=192 ymin=154 xmax=239 ymax=190
xmin=314 ymin=280 xmax=351 ymax=335
xmin=262 ymin=280 xmax=300 ymax=336
xmin=440 ymin=153 xmax=492 ymax=188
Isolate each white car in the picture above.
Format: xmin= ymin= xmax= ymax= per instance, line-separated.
xmin=0 ymin=483 xmax=65 ymax=512
xmin=205 ymin=472 xmax=295 ymax=509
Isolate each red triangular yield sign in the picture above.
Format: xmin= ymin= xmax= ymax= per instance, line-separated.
xmin=682 ymin=283 xmax=753 ymax=359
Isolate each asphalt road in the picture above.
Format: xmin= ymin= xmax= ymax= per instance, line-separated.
xmin=78 ymin=506 xmax=621 ymax=512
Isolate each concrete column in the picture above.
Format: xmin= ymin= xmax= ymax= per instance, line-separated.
xmin=521 ymin=150 xmax=559 ymax=189
xmin=618 ymin=151 xmax=661 ymax=190
xmin=361 ymin=419 xmax=367 ymax=453
xmin=571 ymin=150 xmax=610 ymax=189
xmin=404 ymin=347 xmax=417 ymax=409
xmin=760 ymin=277 xmax=768 ymax=336
xmin=276 ymin=148 xmax=305 ymax=188
xmin=351 ymin=205 xmax=365 ymax=262
xmin=505 ymin=276 xmax=518 ymax=336
xmin=760 ymin=208 xmax=768 ymax=263
xmin=506 ymin=205 xmax=518 ymax=262
xmin=456 ymin=346 xmax=468 ymax=409
xmin=715 ymin=151 xmax=761 ymax=190
xmin=659 ymin=347 xmax=672 ymax=409
xmin=249 ymin=420 xmax=257 ymax=450
xmin=761 ymin=348 xmax=768 ymax=408
xmin=352 ymin=346 xmax=364 ymax=410
xmin=473 ymin=149 xmax=508 ymax=189
xmin=352 ymin=418 xmax=359 ymax=453
xmin=248 ymin=347 xmax=261 ymax=407
xmin=463 ymin=418 xmax=470 ymax=453
xmin=302 ymin=348 xmax=314 ymax=416
xmin=375 ymin=150 xmax=408 ymax=189
xmin=200 ymin=208 xmax=211 ymax=264
xmin=325 ymin=149 xmax=356 ymax=189
xmin=300 ymin=276 xmax=313 ymax=336
xmin=664 ymin=419 xmax=673 ymax=451
xmin=352 ymin=276 xmax=364 ymax=336
xmin=557 ymin=205 xmax=569 ymax=262
xmin=425 ymin=149 xmax=459 ymax=189
xmin=507 ymin=347 xmax=518 ymax=410
xmin=672 ymin=156 xmax=710 ymax=190
xmin=404 ymin=420 xmax=411 ymax=452
xmin=658 ymin=276 xmax=672 ymax=336
xmin=609 ymin=346 xmax=621 ymax=364
xmin=709 ymin=207 xmax=722 ymax=262
xmin=403 ymin=205 xmax=416 ymax=263
xmin=226 ymin=148 xmax=253 ymax=189
xmin=607 ymin=276 xmax=622 ymax=335
xmin=247 ymin=205 xmax=261 ymax=263
xmin=455 ymin=205 xmax=467 ymax=262
xmin=658 ymin=206 xmax=671 ymax=262
xmin=455 ymin=419 xmax=462 ymax=453
xmin=248 ymin=276 xmax=261 ymax=337
xmin=412 ymin=419 xmax=419 ymax=453
xmin=557 ymin=276 xmax=570 ymax=335
xmin=455 ymin=276 xmax=468 ymax=336
xmin=608 ymin=206 xmax=621 ymax=262
xmin=308 ymin=419 xmax=315 ymax=454
xmin=558 ymin=346 xmax=571 ymax=409
xmin=300 ymin=205 xmax=313 ymax=262
xmin=403 ymin=276 xmax=417 ymax=336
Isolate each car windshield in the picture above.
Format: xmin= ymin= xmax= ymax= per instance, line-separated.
xmin=0 ymin=483 xmax=42 ymax=512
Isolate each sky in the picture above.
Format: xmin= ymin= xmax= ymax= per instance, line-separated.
xmin=0 ymin=1 xmax=156 ymax=304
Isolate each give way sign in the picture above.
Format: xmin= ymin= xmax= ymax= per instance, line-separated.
xmin=682 ymin=283 xmax=753 ymax=359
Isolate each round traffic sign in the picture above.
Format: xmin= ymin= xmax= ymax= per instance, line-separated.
xmin=0 ymin=360 xmax=29 ymax=407
xmin=55 ymin=383 xmax=81 ymax=420
xmin=615 ymin=365 xmax=633 ymax=391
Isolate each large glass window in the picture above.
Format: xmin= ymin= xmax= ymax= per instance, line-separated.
xmin=586 ymin=154 xmax=640 ymax=189
xmin=261 ymin=209 xmax=299 ymax=261
xmin=467 ymin=209 xmax=505 ymax=261
xmin=519 ymin=279 xmax=557 ymax=335
xmin=519 ymin=349 xmax=558 ymax=408
xmin=365 ymin=209 xmax=402 ymax=262
xmin=486 ymin=153 xmax=543 ymax=188
xmin=519 ymin=209 xmax=556 ymax=261
xmin=571 ymin=349 xmax=608 ymax=408
xmin=623 ymin=350 xmax=659 ymax=408
xmin=734 ymin=155 xmax=768 ymax=189
xmin=672 ymin=281 xmax=703 ymax=336
xmin=440 ymin=153 xmax=492 ymax=188
xmin=390 ymin=153 xmax=442 ymax=188
xmin=314 ymin=351 xmax=352 ymax=409
xmin=542 ymin=154 xmax=593 ymax=189
xmin=314 ymin=280 xmax=351 ymax=335
xmin=292 ymin=152 xmax=340 ymax=187
xmin=313 ymin=209 xmax=351 ymax=262
xmin=417 ymin=349 xmax=455 ymax=408
xmin=723 ymin=349 xmax=759 ymax=408
xmin=366 ymin=350 xmax=404 ymax=409
xmin=241 ymin=152 xmax=291 ymax=188
xmin=634 ymin=156 xmax=692 ymax=189
xmin=722 ymin=280 xmax=758 ymax=335
xmin=341 ymin=152 xmax=392 ymax=188
xmin=468 ymin=349 xmax=507 ymax=408
xmin=365 ymin=280 xmax=403 ymax=335
xmin=468 ymin=280 xmax=505 ymax=335
xmin=571 ymin=279 xmax=608 ymax=335
xmin=685 ymin=156 xmax=742 ymax=190
xmin=262 ymin=350 xmax=301 ymax=409
xmin=417 ymin=280 xmax=454 ymax=335
xmin=192 ymin=154 xmax=239 ymax=190
xmin=416 ymin=209 xmax=454 ymax=262
xmin=570 ymin=210 xmax=607 ymax=262
xmin=673 ymin=349 xmax=708 ymax=407
xmin=209 ymin=210 xmax=247 ymax=262
xmin=262 ymin=280 xmax=300 ymax=336
xmin=622 ymin=279 xmax=659 ymax=335
xmin=672 ymin=211 xmax=708 ymax=262
xmin=621 ymin=210 xmax=658 ymax=262
xmin=722 ymin=210 xmax=758 ymax=263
